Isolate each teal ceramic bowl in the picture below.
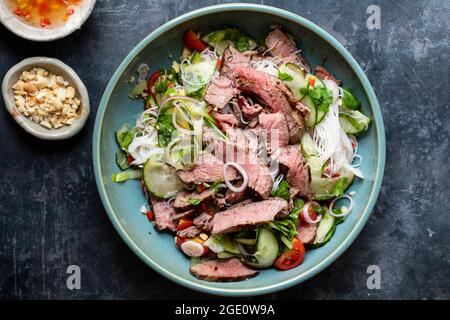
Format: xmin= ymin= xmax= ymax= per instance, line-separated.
xmin=93 ymin=4 xmax=385 ymax=296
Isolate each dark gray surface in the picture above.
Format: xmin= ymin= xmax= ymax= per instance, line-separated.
xmin=0 ymin=0 xmax=449 ymax=300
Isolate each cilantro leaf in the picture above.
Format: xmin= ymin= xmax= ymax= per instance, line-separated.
xmin=309 ymin=86 xmax=333 ymax=114
xmin=331 ymin=177 xmax=348 ymax=197
xmin=187 ymin=198 xmax=203 ymax=206
xmin=278 ymin=71 xmax=294 ymax=81
xmin=271 ymin=180 xmax=290 ymax=201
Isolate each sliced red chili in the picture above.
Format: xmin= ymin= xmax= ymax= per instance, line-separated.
xmin=146 ymin=210 xmax=154 ymax=222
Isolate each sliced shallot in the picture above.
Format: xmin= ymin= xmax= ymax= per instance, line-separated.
xmin=302 ymin=201 xmax=322 ymax=224
xmin=329 ymin=195 xmax=354 ymax=218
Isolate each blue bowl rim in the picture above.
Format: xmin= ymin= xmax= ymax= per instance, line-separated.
xmin=93 ymin=3 xmax=386 ymax=297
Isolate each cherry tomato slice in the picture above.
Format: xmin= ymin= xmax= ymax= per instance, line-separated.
xmin=275 ymin=240 xmax=305 ymax=271
xmin=183 ymin=29 xmax=209 ymax=52
xmin=147 ymin=70 xmax=161 ymax=99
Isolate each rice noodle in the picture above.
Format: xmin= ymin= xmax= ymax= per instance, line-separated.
xmin=223 ymin=162 xmax=248 ymax=193
xmin=312 ymin=100 xmax=364 ymax=179
xmin=128 ymin=132 xmax=164 ymax=165
xmin=249 ymin=59 xmax=279 ymax=76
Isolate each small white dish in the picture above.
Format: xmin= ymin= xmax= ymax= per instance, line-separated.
xmin=2 ymin=57 xmax=90 ymax=140
xmin=0 ymin=0 xmax=96 ymax=42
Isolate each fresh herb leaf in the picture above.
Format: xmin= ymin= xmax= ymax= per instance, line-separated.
xmin=341 ymin=88 xmax=361 ymax=110
xmin=115 ymin=150 xmax=130 ymax=170
xmin=278 ymin=71 xmax=294 ymax=81
xmin=156 ymin=106 xmax=176 ymax=147
xmin=309 ymin=86 xmax=333 ymax=114
xmin=187 ymin=198 xmax=203 ymax=206
xmin=155 ymin=77 xmax=169 ymax=93
xmin=271 ymin=180 xmax=290 ymax=201
xmin=268 ymin=198 xmax=305 ymax=248
xmin=331 ymin=177 xmax=348 ymax=197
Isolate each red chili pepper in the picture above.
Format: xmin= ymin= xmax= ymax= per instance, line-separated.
xmin=146 ymin=210 xmax=154 ymax=222
xmin=201 ymin=202 xmax=207 ymax=212
xmin=40 ymin=17 xmax=51 ymax=27
xmin=13 ymin=7 xmax=23 ymax=16
xmin=127 ymin=155 xmax=134 ymax=165
xmin=196 ymin=184 xmax=206 ymax=193
xmin=183 ymin=29 xmax=209 ymax=52
xmin=308 ymin=77 xmax=316 ymax=87
xmin=216 ymin=58 xmax=222 ymax=69
xmin=147 ymin=70 xmax=161 ymax=100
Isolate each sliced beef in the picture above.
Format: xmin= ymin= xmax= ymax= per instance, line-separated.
xmin=242 ymin=162 xmax=273 ymax=199
xmin=193 ymin=212 xmax=213 ymax=229
xmin=232 ymin=66 xmax=303 ymax=143
xmin=258 ymin=112 xmax=290 ymax=153
xmin=204 ymin=76 xmax=236 ymax=109
xmin=315 ymin=66 xmax=341 ymax=85
xmin=173 ymin=189 xmax=215 ymax=212
xmin=241 ymin=101 xmax=263 ymax=118
xmin=177 ymin=226 xmax=202 ymax=238
xmin=203 ymin=127 xmax=273 ymax=199
xmin=177 ymin=153 xmax=240 ymax=184
xmin=171 ymin=209 xmax=195 ymax=222
xmin=216 ymin=188 xmax=247 ymax=208
xmin=221 ymin=46 xmax=250 ymax=77
xmin=207 ymin=198 xmax=288 ymax=234
xmin=190 ymin=258 xmax=258 ymax=282
xmin=149 ymin=196 xmax=177 ymax=232
xmin=277 ymin=146 xmax=311 ymax=197
xmin=265 ymin=28 xmax=310 ymax=72
xmin=213 ymin=112 xmax=239 ymax=131
xmin=297 ymin=222 xmax=318 ymax=244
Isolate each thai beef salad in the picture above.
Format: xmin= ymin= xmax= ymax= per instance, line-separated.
xmin=111 ymin=27 xmax=371 ymax=282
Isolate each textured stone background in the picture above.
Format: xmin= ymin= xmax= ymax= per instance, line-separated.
xmin=0 ymin=0 xmax=449 ymax=299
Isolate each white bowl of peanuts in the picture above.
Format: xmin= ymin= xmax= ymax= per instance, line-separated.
xmin=2 ymin=57 xmax=90 ymax=140
xmin=0 ymin=0 xmax=95 ymax=42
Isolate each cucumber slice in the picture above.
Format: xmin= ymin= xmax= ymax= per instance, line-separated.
xmin=307 ymin=211 xmax=336 ymax=249
xmin=339 ymin=108 xmax=371 ymax=135
xmin=278 ymin=63 xmax=307 ymax=100
xmin=310 ymin=169 xmax=355 ymax=201
xmin=217 ymin=251 xmax=237 ymax=259
xmin=301 ymin=131 xmax=318 ymax=158
xmin=143 ymin=158 xmax=185 ymax=199
xmin=221 ymin=235 xmax=240 ymax=254
xmin=234 ymin=238 xmax=257 ymax=245
xmin=302 ymin=95 xmax=317 ymax=129
xmin=243 ymin=227 xmax=279 ymax=269
xmin=182 ymin=59 xmax=216 ymax=94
